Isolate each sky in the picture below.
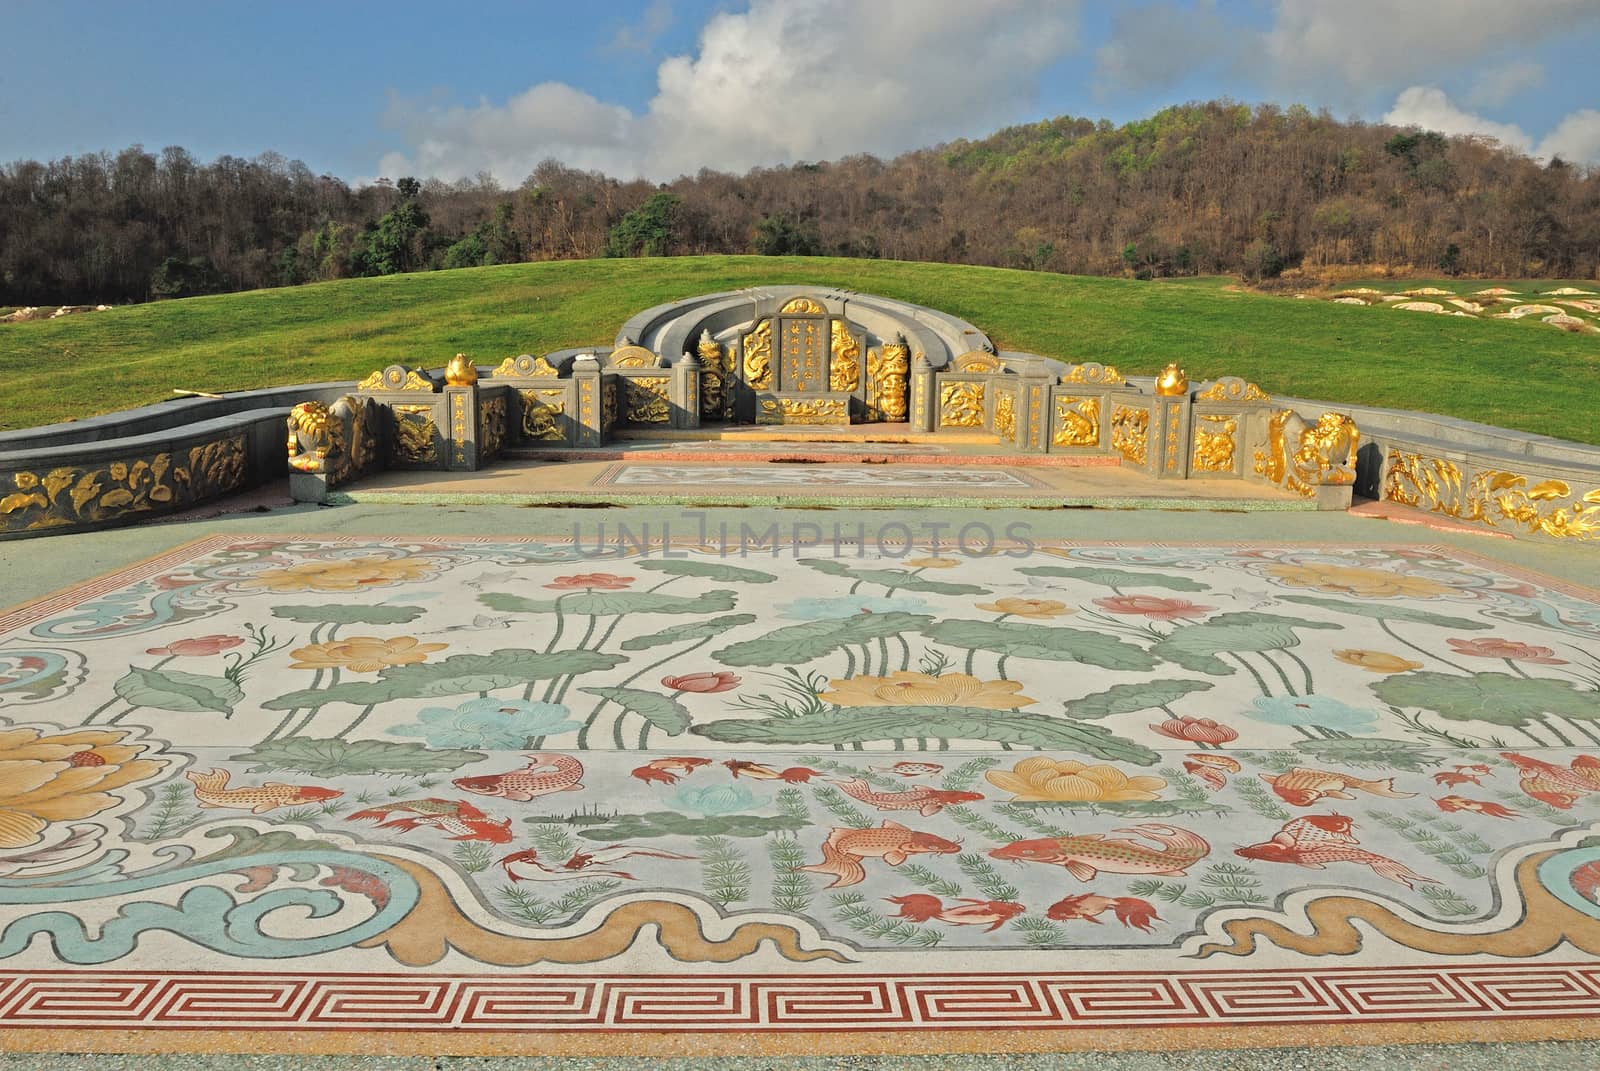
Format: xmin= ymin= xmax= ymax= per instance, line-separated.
xmin=3 ymin=0 xmax=1599 ymax=186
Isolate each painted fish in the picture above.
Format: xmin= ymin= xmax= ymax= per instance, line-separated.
xmin=453 ymin=753 xmax=584 ymax=801
xmin=347 ymin=798 xmax=514 ymax=843
xmin=1045 ymin=893 xmax=1162 ymax=933
xmin=631 ymin=757 xmax=711 ymax=786
xmin=870 ymin=762 xmax=945 ymax=779
xmin=499 ymin=844 xmax=696 ymax=882
xmin=1574 ymin=860 xmax=1600 ymax=906
xmin=798 ymin=821 xmax=961 ymax=888
xmin=186 ymin=769 xmax=341 ymax=814
xmin=885 ymin=894 xmax=1023 ymax=932
xmin=1433 ymin=771 xmax=1482 ymax=788
xmin=1434 ymin=795 xmax=1519 ymax=818
xmin=723 ymin=760 xmax=822 ymax=783
xmin=988 ymin=824 xmax=1210 ymax=882
xmin=1235 ymin=815 xmax=1439 ymax=889
xmin=1260 ymin=767 xmax=1416 ymax=807
xmin=829 ymin=776 xmax=983 ymax=817
xmin=1501 ymin=752 xmax=1600 ymax=809
xmin=1183 ymin=753 xmax=1242 ymax=792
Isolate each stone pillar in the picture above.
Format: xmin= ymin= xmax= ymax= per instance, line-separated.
xmin=443 ymin=384 xmax=481 ymax=471
xmin=1150 ymin=395 xmax=1192 ymax=480
xmin=674 ymin=351 xmax=701 ymax=430
xmin=909 ymin=353 xmax=936 ymax=433
xmin=1016 ymin=361 xmax=1054 ymax=454
xmin=572 ymin=356 xmax=603 ymax=447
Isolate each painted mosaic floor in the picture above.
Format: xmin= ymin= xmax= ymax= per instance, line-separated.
xmin=595 ymin=464 xmax=1045 ymax=488
xmin=2 ymin=535 xmax=1600 ymax=1053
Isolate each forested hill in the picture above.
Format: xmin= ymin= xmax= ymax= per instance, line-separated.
xmin=3 ymin=100 xmax=1595 ymax=306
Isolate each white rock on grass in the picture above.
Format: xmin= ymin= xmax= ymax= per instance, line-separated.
xmin=1474 ymin=287 xmax=1519 ymax=296
xmin=1332 ymin=296 xmax=1368 ymax=305
xmin=1547 ymin=287 xmax=1596 ymax=296
xmin=1507 ymin=304 xmax=1564 ymax=317
xmin=1402 ymin=287 xmax=1454 ymax=296
xmin=1393 ymin=300 xmax=1446 ymax=313
xmin=1448 ymin=300 xmax=1484 ymax=313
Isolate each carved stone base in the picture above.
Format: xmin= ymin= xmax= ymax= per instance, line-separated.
xmin=756 ymin=392 xmax=853 ymax=425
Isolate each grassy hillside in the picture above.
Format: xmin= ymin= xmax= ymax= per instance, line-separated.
xmin=3 ymin=256 xmax=1598 ymax=444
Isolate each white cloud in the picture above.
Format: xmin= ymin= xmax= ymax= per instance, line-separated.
xmin=377 ymin=0 xmax=1079 ymax=184
xmin=1382 ymin=87 xmax=1600 ymax=166
xmin=1383 ymin=87 xmax=1532 ymax=154
xmin=608 ymin=0 xmax=674 ymax=56
xmin=1093 ymin=1 xmax=1234 ymax=94
xmin=1537 ymin=109 xmax=1600 ymax=165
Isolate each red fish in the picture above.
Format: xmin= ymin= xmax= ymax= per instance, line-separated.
xmin=1236 ymin=815 xmax=1438 ymax=889
xmin=630 ymin=757 xmax=710 ymax=786
xmin=1574 ymin=860 xmax=1600 ymax=906
xmin=1500 ymin=752 xmax=1600 ymax=809
xmin=347 ymin=798 xmax=513 ymax=843
xmin=1046 ymin=893 xmax=1162 ymax=933
xmin=989 ymin=824 xmax=1210 ymax=882
xmin=1259 ymin=767 xmax=1414 ymax=807
xmin=799 ymin=821 xmax=962 ymax=888
xmin=1434 ymin=795 xmax=1519 ymax=818
xmin=829 ymin=776 xmax=983 ymax=816
xmin=186 ymin=769 xmax=341 ymax=814
xmin=1433 ymin=771 xmax=1481 ymax=788
xmin=453 ymin=753 xmax=584 ymax=801
xmin=884 ymin=894 xmax=1023 ymax=931
xmin=498 ymin=844 xmax=695 ymax=882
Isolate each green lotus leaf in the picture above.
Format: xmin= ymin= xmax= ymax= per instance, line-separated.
xmin=268 ymin=604 xmax=427 ymax=625
xmin=801 ymin=558 xmax=990 ymax=595
xmin=114 ymin=667 xmax=243 ymax=715
xmin=229 ymin=736 xmax=485 ymax=777
xmin=262 ymin=649 xmax=624 ymax=710
xmin=712 ymin=612 xmax=934 ymax=667
xmin=1062 ymin=679 xmax=1216 ymax=719
xmin=479 ymin=589 xmax=739 ymax=615
xmin=1372 ymin=671 xmax=1599 ymax=725
xmin=1017 ymin=565 xmax=1209 ymax=592
xmin=578 ymin=686 xmax=692 ymax=735
xmin=1150 ymin=612 xmax=1341 ymax=675
xmin=690 ymin=706 xmax=1160 ymax=764
xmin=1293 ymin=737 xmax=1446 ymax=772
xmin=920 ymin=619 xmax=1157 ymax=671
xmin=620 ymin=614 xmax=758 ymax=651
xmin=1276 ymin=594 xmax=1490 ymax=630
xmin=638 ymin=560 xmax=777 ymax=583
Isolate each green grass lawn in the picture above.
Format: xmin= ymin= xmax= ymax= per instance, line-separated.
xmin=3 ymin=256 xmax=1598 ymax=444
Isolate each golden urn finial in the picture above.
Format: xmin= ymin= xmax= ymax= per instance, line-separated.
xmin=444 ymin=353 xmax=478 ymax=386
xmin=1154 ymin=362 xmax=1189 ymax=396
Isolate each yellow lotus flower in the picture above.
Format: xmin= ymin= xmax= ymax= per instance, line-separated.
xmin=1333 ymin=649 xmax=1425 ymax=673
xmin=821 ymin=671 xmax=1035 ymax=710
xmin=1263 ymin=563 xmax=1452 ymax=599
xmin=0 ymin=728 xmax=167 ymax=849
xmin=907 ymin=557 xmax=962 ymax=569
xmin=985 ymin=757 xmax=1167 ymax=803
xmin=974 ymin=597 xmax=1073 ymax=619
xmin=245 ymin=556 xmax=438 ymax=593
xmin=288 ymin=635 xmax=448 ymax=672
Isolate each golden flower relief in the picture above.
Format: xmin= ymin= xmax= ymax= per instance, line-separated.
xmin=985 ymin=757 xmax=1167 ymax=803
xmin=821 ymin=671 xmax=1036 ymax=710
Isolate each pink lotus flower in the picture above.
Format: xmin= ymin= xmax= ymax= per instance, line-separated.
xmin=145 ymin=635 xmax=245 ymax=657
xmin=1150 ymin=716 xmax=1239 ymax=745
xmin=1093 ymin=595 xmax=1215 ymax=621
xmin=1446 ymin=638 xmax=1567 ymax=665
xmin=662 ymin=671 xmax=742 ymax=693
xmin=544 ymin=573 xmax=635 ymax=591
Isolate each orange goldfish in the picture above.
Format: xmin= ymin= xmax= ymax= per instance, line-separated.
xmin=1260 ymin=767 xmax=1415 ymax=807
xmin=885 ymin=893 xmax=1024 ymax=931
xmin=186 ymin=769 xmax=340 ymax=814
xmin=1434 ymin=795 xmax=1519 ymax=818
xmin=1045 ymin=893 xmax=1162 ymax=932
xmin=798 ymin=821 xmax=961 ymax=888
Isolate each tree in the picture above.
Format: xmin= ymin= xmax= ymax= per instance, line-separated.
xmin=752 ymin=213 xmax=822 ymax=256
xmin=605 ymin=192 xmax=683 ymax=257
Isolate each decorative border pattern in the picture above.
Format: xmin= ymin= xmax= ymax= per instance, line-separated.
xmin=1 ymin=966 xmax=1596 ymax=1032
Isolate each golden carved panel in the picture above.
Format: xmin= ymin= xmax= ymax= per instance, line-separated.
xmin=519 ymin=389 xmax=566 ymax=441
xmin=624 ymin=376 xmax=672 ymax=424
xmin=1 ymin=437 xmax=245 ymax=533
xmin=867 ymin=341 xmax=910 ymax=422
xmin=829 ymin=320 xmax=860 ymax=392
xmin=1052 ymin=396 xmax=1101 ymax=447
xmin=1164 ymin=401 xmax=1184 ymax=472
xmin=479 ymin=395 xmax=507 ymax=458
xmin=1191 ymin=414 xmax=1238 ymax=473
xmin=993 ymin=392 xmax=1017 ymax=441
xmin=1111 ymin=405 xmax=1149 ymax=465
xmin=610 ymin=345 xmax=661 ymax=368
xmin=953 ymin=351 xmax=1003 ymax=373
xmin=391 ymin=404 xmax=438 ymax=465
xmin=780 ymin=297 xmax=826 ymax=314
xmin=359 ymin=365 xmax=435 ymax=392
xmin=1061 ymin=363 xmax=1125 ymax=385
xmin=1383 ymin=452 xmax=1599 ymax=540
xmin=742 ymin=320 xmax=773 ymax=390
xmin=1197 ymin=378 xmax=1269 ymax=403
xmin=939 ymin=381 xmax=986 ymax=428
xmin=759 ymin=397 xmax=850 ymax=425
xmin=494 ymin=354 xmax=561 ymax=378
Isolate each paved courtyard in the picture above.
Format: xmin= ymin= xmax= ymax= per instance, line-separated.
xmin=0 ymin=496 xmax=1597 ymax=1066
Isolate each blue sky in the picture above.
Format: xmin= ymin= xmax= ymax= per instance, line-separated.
xmin=3 ymin=1 xmax=1598 ymax=184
